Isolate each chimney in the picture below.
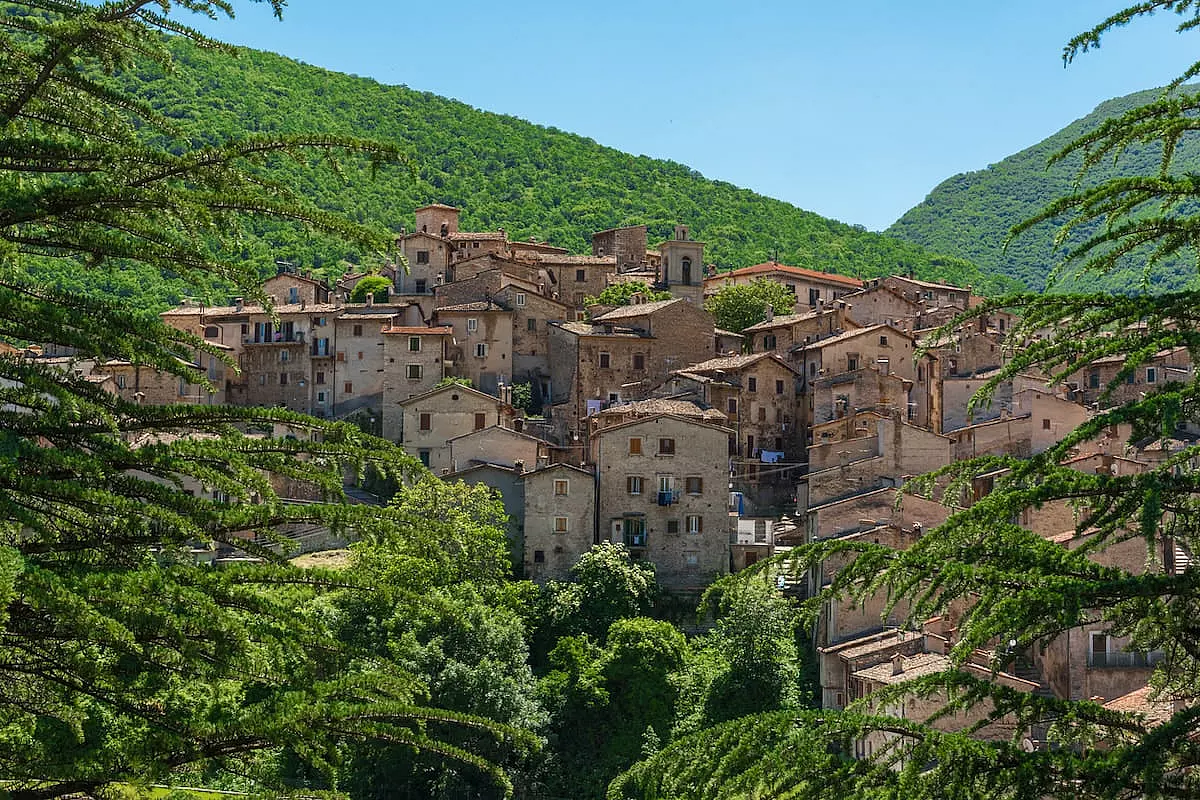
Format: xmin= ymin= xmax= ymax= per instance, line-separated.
xmin=529 ymin=236 xmax=537 ymax=243
xmin=234 ymin=297 xmax=244 ymax=312
xmin=335 ymin=293 xmax=344 ymax=309
xmin=891 ymin=653 xmax=905 ymax=676
xmin=513 ymin=459 xmax=525 ymax=474
xmin=366 ymin=293 xmax=374 ymax=308
xmin=765 ymin=303 xmax=774 ymax=322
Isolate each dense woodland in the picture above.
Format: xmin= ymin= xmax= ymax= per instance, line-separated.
xmin=25 ymin=34 xmax=1017 ymax=311
xmin=887 ymin=85 xmax=1200 ymax=293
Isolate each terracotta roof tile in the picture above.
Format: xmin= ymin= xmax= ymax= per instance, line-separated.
xmin=707 ymin=262 xmax=862 ymax=289
xmin=383 ymin=326 xmax=453 ymax=335
xmin=592 ymin=298 xmax=684 ymax=320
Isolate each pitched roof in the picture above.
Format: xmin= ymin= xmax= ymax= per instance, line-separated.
xmin=415 ymin=203 xmax=459 ymax=211
xmin=435 ymin=301 xmax=511 ymax=313
xmin=853 ymin=652 xmax=951 ymax=684
xmin=448 ymin=423 xmax=548 ymax=444
xmin=708 ymin=262 xmax=863 ymax=289
xmin=801 ymin=323 xmax=909 ymax=350
xmin=714 ymin=328 xmax=745 ymax=339
xmin=535 ymin=254 xmax=618 ymax=265
xmin=448 ymin=231 xmax=507 ymax=241
xmin=591 ymin=412 xmax=734 ymax=438
xmin=742 ymin=308 xmax=834 ymax=332
xmin=595 ymin=398 xmax=729 ymax=423
xmin=886 ymin=275 xmax=968 ymax=292
xmin=681 ymin=352 xmax=797 ymax=375
xmin=592 ymin=298 xmax=684 ymax=320
xmin=382 ymin=326 xmax=454 ymax=335
xmin=1103 ymin=686 xmax=1176 ymax=726
xmin=552 ymin=320 xmax=647 ymax=338
xmin=397 ymin=381 xmax=512 ymax=408
xmin=524 ymin=462 xmax=595 ymax=478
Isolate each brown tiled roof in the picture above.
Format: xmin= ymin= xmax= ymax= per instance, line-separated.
xmin=853 ymin=652 xmax=951 ymax=684
xmin=592 ymin=298 xmax=684 ymax=320
xmin=714 ymin=328 xmax=745 ymax=338
xmin=888 ymin=275 xmax=968 ymax=292
xmin=554 ymin=320 xmax=645 ymax=338
xmin=803 ymin=323 xmax=905 ymax=349
xmin=382 ymin=326 xmax=454 ymax=335
xmin=435 ymin=301 xmax=511 ymax=313
xmin=535 ymin=254 xmax=618 ymax=265
xmin=162 ymin=303 xmax=342 ymax=317
xmin=415 ymin=203 xmax=459 ymax=211
xmin=1103 ymin=685 xmax=1176 ymax=726
xmin=596 ymin=398 xmax=728 ymax=422
xmin=742 ymin=309 xmax=830 ymax=332
xmin=448 ymin=231 xmax=507 ymax=241
xmin=707 ymin=262 xmax=862 ymax=289
xmin=682 ymin=352 xmax=790 ymax=374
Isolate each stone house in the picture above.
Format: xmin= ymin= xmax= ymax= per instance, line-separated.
xmin=262 ymin=271 xmax=331 ymax=306
xmin=741 ymin=305 xmax=860 ymax=354
xmin=590 ymin=414 xmax=733 ymax=592
xmin=397 ymin=382 xmax=518 ymax=473
xmin=332 ymin=303 xmax=402 ymax=417
xmin=449 ymin=424 xmax=548 ymax=472
xmin=546 ymin=298 xmax=715 ymax=444
xmin=1069 ymin=346 xmax=1194 ymax=408
xmin=836 ymin=283 xmax=926 ymax=330
xmin=703 ymin=261 xmax=863 ymax=306
xmin=534 ymin=253 xmax=618 ymax=308
xmin=591 ymin=225 xmax=648 ymax=271
xmin=809 ymin=364 xmax=920 ymax=434
xmin=667 ymin=352 xmax=803 ymax=460
xmin=379 ymin=325 xmax=452 ymax=441
xmin=396 ymin=229 xmax=453 ymax=295
xmin=493 ymin=282 xmax=572 ymax=403
xmin=433 ymin=301 xmax=514 ymax=396
xmin=522 ymin=463 xmax=597 ymax=583
xmin=95 ymin=352 xmax=228 ymax=407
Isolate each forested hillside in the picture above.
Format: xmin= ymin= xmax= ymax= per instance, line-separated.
xmin=887 ymin=86 xmax=1200 ymax=292
xmin=34 ymin=36 xmax=1006 ymax=309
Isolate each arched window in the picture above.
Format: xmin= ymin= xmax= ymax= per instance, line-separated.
xmin=681 ymin=257 xmax=692 ymax=285
xmin=204 ymin=326 xmax=219 ymax=339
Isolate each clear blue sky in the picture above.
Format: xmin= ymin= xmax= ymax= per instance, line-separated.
xmin=194 ymin=1 xmax=1200 ymax=231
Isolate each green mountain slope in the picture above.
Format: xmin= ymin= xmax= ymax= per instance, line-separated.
xmin=32 ymin=37 xmax=1007 ymax=310
xmin=886 ymin=87 xmax=1200 ymax=293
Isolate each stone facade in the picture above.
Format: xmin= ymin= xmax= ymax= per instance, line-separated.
xmin=398 ymin=383 xmax=517 ymax=474
xmin=592 ymin=225 xmax=647 ymax=271
xmin=380 ymin=326 xmax=451 ymax=441
xmin=433 ymin=302 xmax=514 ymax=396
xmin=522 ymin=463 xmax=597 ymax=583
xmin=591 ymin=414 xmax=733 ymax=592
xmin=704 ymin=262 xmax=863 ymax=306
xmin=658 ymin=225 xmax=705 ymax=305
xmin=449 ymin=425 xmax=547 ymax=472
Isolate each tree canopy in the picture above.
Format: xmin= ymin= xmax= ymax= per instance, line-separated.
xmin=703 ymin=279 xmax=798 ymax=334
xmin=584 ymin=281 xmax=672 ymax=309
xmin=0 ymin=1 xmax=525 ymax=796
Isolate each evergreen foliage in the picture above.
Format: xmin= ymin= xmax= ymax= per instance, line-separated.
xmin=348 ymin=274 xmax=391 ymax=303
xmin=584 ymin=281 xmax=673 ymax=309
xmin=21 ymin=31 xmax=1012 ymax=310
xmin=614 ymin=5 xmax=1200 ymax=798
xmin=0 ymin=1 xmax=527 ymax=795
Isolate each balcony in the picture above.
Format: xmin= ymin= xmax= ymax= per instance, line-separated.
xmin=1087 ymin=650 xmax=1164 ymax=669
xmin=311 ymin=342 xmax=332 ymax=358
xmin=657 ymin=490 xmax=680 ymax=506
xmin=245 ymin=332 xmax=306 ymax=346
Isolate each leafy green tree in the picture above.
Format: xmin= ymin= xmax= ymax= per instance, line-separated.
xmin=542 ymin=543 xmax=659 ymax=643
xmin=0 ymin=1 xmax=522 ymax=796
xmin=703 ymin=279 xmax=797 ymax=333
xmin=615 ymin=6 xmax=1200 ymax=799
xmin=349 ymin=273 xmax=392 ymax=303
xmin=511 ymin=380 xmax=534 ymax=413
xmin=584 ymin=281 xmax=672 ymax=308
xmin=436 ymin=375 xmax=474 ymax=389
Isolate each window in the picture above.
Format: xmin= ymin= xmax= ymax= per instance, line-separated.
xmin=623 ymin=518 xmax=647 ymax=547
xmin=747 ymin=376 xmax=757 ymax=392
xmin=315 ymin=371 xmax=325 ymax=385
xmin=554 ymin=516 xmax=568 ymax=533
xmin=416 ymin=250 xmax=430 ymax=264
xmin=686 ymin=515 xmax=703 ymax=534
xmin=658 ymin=438 xmax=675 ymax=455
xmin=314 ymin=316 xmax=327 ymax=327
xmin=467 ymin=318 xmax=478 ymax=332
xmin=204 ymin=325 xmax=219 ymax=338
xmin=317 ymin=391 xmax=327 ymax=403
xmin=534 ymin=549 xmax=545 ymax=563
xmin=575 ymin=268 xmax=586 ymax=282
xmin=407 ymin=364 xmax=422 ymax=379
xmin=1147 ymin=367 xmax=1158 ymax=384
xmin=288 ymin=287 xmax=299 ymax=304
xmin=1042 ymin=418 xmax=1051 ymax=430
xmin=917 ymin=364 xmax=925 ymax=381
xmin=727 ymin=398 xmax=737 ymax=414
xmin=352 ymin=324 xmax=363 ymax=337
xmin=241 ymin=323 xmax=249 ymax=336
xmin=628 ymin=437 xmax=642 ymax=455
xmin=1089 ymin=371 xmax=1101 ymax=389
xmin=515 ymin=292 xmax=527 ymax=307
xmin=686 ymin=476 xmax=703 ymax=494
xmin=474 ymin=412 xmax=487 ymax=430
xmin=259 ymin=375 xmax=266 ymax=385
xmin=747 ymin=434 xmax=755 ymax=454
xmin=344 ymin=381 xmax=353 ymax=394
xmin=554 ymin=479 xmax=569 ymax=496
xmin=633 ymin=353 xmax=645 ymax=371
xmin=667 ymin=520 xmax=680 ymax=534
xmin=280 ymin=372 xmax=289 ymax=385
xmin=415 ymin=279 xmax=427 ymax=294
xmin=280 ymin=350 xmax=289 ymax=363
xmin=685 ymin=553 xmax=699 ymax=567
xmin=418 ymin=450 xmax=431 ymax=467
xmin=357 ymin=351 xmax=364 ymax=360
xmin=681 ymin=256 xmax=692 ymax=285
xmin=409 ymin=336 xmax=421 ymax=352
xmin=847 ymin=356 xmax=859 ymax=371
xmin=116 ymin=374 xmax=126 ymax=389
xmin=627 ymin=476 xmax=644 ymax=495
xmin=475 ymin=342 xmax=488 ymax=358
xmin=599 ymin=352 xmax=611 ymax=368
xmin=527 ymin=317 xmax=537 ymax=331
xmin=776 ymin=379 xmax=785 ymax=394
xmin=880 ymin=335 xmax=889 ymax=346
xmin=419 ymin=412 xmax=432 ymax=431
xmin=758 ymin=406 xmax=767 ymax=422
xmin=762 ymin=334 xmax=777 ymax=350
